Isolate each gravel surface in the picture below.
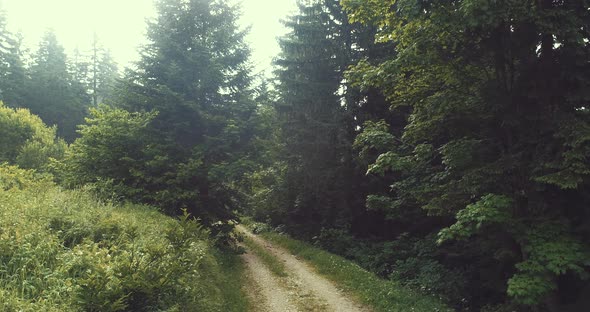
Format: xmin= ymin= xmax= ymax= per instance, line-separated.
xmin=238 ymin=225 xmax=371 ymax=312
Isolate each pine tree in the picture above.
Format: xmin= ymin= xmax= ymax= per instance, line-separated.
xmin=108 ymin=0 xmax=256 ymax=220
xmin=0 ymin=8 xmax=9 ymax=91
xmin=272 ymin=0 xmax=361 ymax=234
xmin=25 ymin=30 xmax=90 ymax=142
xmin=68 ymin=36 xmax=119 ymax=107
xmin=91 ymin=34 xmax=118 ymax=105
xmin=0 ymin=9 xmax=26 ymax=107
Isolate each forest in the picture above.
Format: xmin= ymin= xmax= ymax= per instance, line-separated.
xmin=0 ymin=0 xmax=589 ymax=311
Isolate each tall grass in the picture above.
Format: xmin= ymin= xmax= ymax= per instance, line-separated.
xmin=0 ymin=164 xmax=248 ymax=311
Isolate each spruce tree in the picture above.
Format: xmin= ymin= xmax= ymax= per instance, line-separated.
xmin=110 ymin=0 xmax=256 ymax=220
xmin=273 ymin=0 xmax=360 ymax=234
xmin=91 ymin=35 xmax=118 ymax=105
xmin=25 ymin=31 xmax=90 ymax=141
xmin=0 ymin=10 xmax=26 ymax=107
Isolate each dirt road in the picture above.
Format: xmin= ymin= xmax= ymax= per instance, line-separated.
xmin=237 ymin=225 xmax=371 ymax=312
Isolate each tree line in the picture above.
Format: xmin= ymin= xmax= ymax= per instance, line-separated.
xmin=248 ymin=1 xmax=590 ymax=311
xmin=1 ymin=1 xmax=589 ymax=311
xmin=0 ymin=11 xmax=117 ymax=142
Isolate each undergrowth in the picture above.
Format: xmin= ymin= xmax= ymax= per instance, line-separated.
xmin=0 ymin=164 xmax=249 ymax=311
xmin=241 ymin=218 xmax=451 ymax=312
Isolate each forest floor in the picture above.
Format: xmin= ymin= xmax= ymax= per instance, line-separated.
xmin=237 ymin=225 xmax=371 ymax=312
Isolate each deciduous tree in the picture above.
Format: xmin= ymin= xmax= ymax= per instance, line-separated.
xmin=344 ymin=0 xmax=590 ymax=308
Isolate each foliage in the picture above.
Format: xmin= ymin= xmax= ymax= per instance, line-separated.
xmin=343 ymin=0 xmax=590 ymax=309
xmin=257 ymin=229 xmax=452 ymax=312
xmin=437 ymin=194 xmax=512 ymax=243
xmin=103 ymin=0 xmax=258 ymax=223
xmin=3 ymin=0 xmax=590 ymax=310
xmin=23 ymin=30 xmax=90 ymax=142
xmin=353 ymin=120 xmax=396 ymax=159
xmin=60 ymin=106 xmax=157 ymax=202
xmin=391 ymin=257 xmax=464 ymax=301
xmin=533 ymin=117 xmax=590 ymax=189
xmin=265 ymin=0 xmax=373 ymax=236
xmin=0 ymin=165 xmax=249 ymax=311
xmin=0 ymin=102 xmax=66 ymax=171
xmin=90 ymin=36 xmax=119 ymax=106
xmin=243 ymin=163 xmax=289 ymax=225
xmin=507 ymin=222 xmax=590 ymax=305
xmin=1 ymin=18 xmax=105 ymax=143
xmin=0 ymin=10 xmax=26 ymax=108
xmin=314 ymin=227 xmax=466 ymax=304
xmin=70 ymin=35 xmax=119 ymax=107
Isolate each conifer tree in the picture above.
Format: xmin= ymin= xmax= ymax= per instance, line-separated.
xmin=91 ymin=35 xmax=118 ymax=105
xmin=105 ymin=0 xmax=256 ymax=220
xmin=0 ymin=9 xmax=26 ymax=107
xmin=25 ymin=31 xmax=90 ymax=141
xmin=272 ymin=0 xmax=362 ymax=234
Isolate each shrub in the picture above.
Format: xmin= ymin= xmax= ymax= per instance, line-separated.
xmin=313 ymin=226 xmax=468 ymax=305
xmin=391 ymin=257 xmax=465 ymax=301
xmin=0 ymin=102 xmax=66 ymax=171
xmin=58 ymin=106 xmax=157 ymax=203
xmin=0 ymin=166 xmax=246 ymax=311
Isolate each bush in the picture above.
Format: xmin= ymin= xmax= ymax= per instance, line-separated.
xmin=0 ymin=102 xmax=66 ymax=171
xmin=314 ymin=229 xmax=412 ymax=278
xmin=259 ymin=230 xmax=452 ymax=312
xmin=391 ymin=257 xmax=464 ymax=301
xmin=243 ymin=164 xmax=289 ymax=225
xmin=58 ymin=106 xmax=157 ymax=203
xmin=312 ymin=226 xmax=468 ymax=305
xmin=0 ymin=165 xmax=246 ymax=311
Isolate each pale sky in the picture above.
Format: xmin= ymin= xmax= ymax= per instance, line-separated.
xmin=0 ymin=0 xmax=297 ymax=76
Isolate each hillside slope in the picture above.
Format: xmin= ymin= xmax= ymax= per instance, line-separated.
xmin=0 ymin=165 xmax=248 ymax=311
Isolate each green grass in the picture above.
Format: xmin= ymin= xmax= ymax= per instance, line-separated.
xmin=241 ymin=234 xmax=288 ymax=277
xmin=0 ymin=164 xmax=249 ymax=312
xmin=212 ymin=250 xmax=253 ymax=312
xmin=248 ymin=226 xmax=452 ymax=312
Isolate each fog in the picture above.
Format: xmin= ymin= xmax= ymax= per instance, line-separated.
xmin=1 ymin=0 xmax=297 ymax=74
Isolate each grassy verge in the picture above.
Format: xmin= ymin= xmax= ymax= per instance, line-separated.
xmin=0 ymin=164 xmax=249 ymax=311
xmin=213 ymin=250 xmax=253 ymax=311
xmin=241 ymin=219 xmax=451 ymax=312
xmin=241 ymin=235 xmax=288 ymax=277
xmin=238 ymin=227 xmax=327 ymax=312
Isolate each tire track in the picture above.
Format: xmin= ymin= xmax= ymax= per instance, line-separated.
xmin=238 ymin=225 xmax=371 ymax=312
